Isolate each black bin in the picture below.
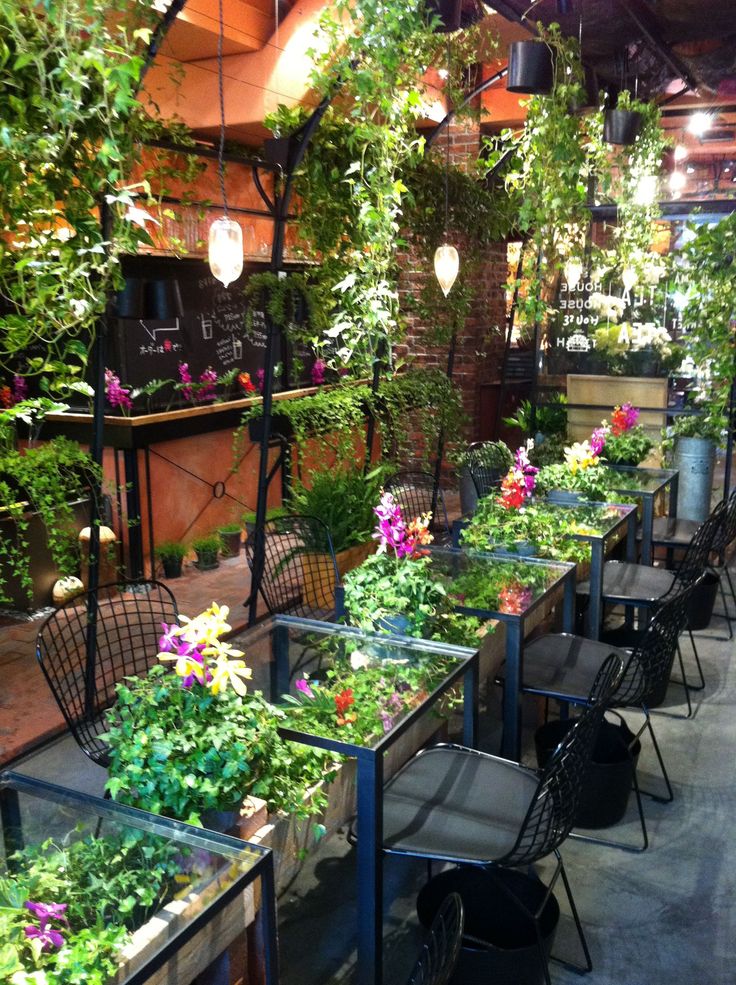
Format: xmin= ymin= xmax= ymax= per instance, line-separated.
xmin=417 ymin=868 xmax=559 ymax=985
xmin=687 ymin=572 xmax=719 ymax=631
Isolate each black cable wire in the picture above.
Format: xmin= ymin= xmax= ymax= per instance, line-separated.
xmin=216 ymin=0 xmax=228 ymax=216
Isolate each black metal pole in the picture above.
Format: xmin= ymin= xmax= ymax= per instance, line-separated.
xmin=723 ymin=378 xmax=735 ymax=501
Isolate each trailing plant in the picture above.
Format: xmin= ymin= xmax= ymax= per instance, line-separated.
xmin=288 ymin=464 xmax=389 ymax=553
xmin=244 ymin=271 xmax=330 ymax=343
xmin=0 ymin=437 xmax=100 ymax=605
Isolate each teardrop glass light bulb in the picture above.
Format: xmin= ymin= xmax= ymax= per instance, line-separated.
xmin=563 ymin=258 xmax=584 ymax=290
xmin=434 ymin=244 xmax=459 ymax=297
xmin=208 ymin=216 xmax=243 ymax=287
xmin=622 ymin=266 xmax=638 ymax=292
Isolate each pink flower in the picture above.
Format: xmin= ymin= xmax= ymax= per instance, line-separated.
xmin=12 ymin=375 xmax=27 ymax=403
xmin=25 ymin=902 xmax=67 ymax=924
xmin=24 ymin=924 xmax=64 ymax=951
xmin=197 ymin=367 xmax=218 ymax=403
xmin=590 ymin=426 xmax=609 ymax=457
xmin=104 ymin=369 xmax=133 ymax=411
xmin=179 ymin=362 xmax=194 ymax=402
xmin=311 ymin=359 xmax=326 ymax=386
xmin=296 ymin=676 xmax=315 ymax=699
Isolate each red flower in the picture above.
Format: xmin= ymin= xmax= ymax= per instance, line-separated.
xmin=238 ymin=372 xmax=257 ymax=394
xmin=334 ymin=688 xmax=357 ymax=725
xmin=0 ymin=386 xmax=12 ymax=408
xmin=497 ymin=470 xmax=526 ymax=510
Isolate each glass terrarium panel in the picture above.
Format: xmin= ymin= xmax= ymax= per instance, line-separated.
xmin=538 ymin=501 xmax=635 ymax=538
xmin=609 ymin=467 xmax=678 ymax=494
xmin=231 ymin=617 xmax=474 ymax=752
xmin=424 ymin=548 xmax=568 ymax=617
xmin=0 ymin=773 xmax=266 ymax=985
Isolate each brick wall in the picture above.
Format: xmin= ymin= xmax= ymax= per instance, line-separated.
xmin=398 ymin=120 xmax=509 ymax=473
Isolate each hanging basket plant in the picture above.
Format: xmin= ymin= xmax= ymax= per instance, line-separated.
xmin=506 ymin=40 xmax=555 ymax=95
xmin=604 ymin=106 xmax=643 ymax=146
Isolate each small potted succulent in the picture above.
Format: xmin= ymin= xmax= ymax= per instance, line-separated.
xmin=217 ymin=523 xmax=242 ymax=558
xmin=154 ymin=540 xmax=188 ymax=579
xmin=191 ymin=534 xmax=221 ymax=571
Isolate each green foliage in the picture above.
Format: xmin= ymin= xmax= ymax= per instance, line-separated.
xmin=459 ymin=499 xmax=593 ymax=564
xmin=244 ymin=271 xmax=330 ymax=341
xmin=104 ymin=664 xmax=334 ymax=823
xmin=602 ymin=426 xmax=653 ymax=465
xmin=529 ymin=434 xmax=566 ymax=468
xmin=154 ymin=540 xmax=188 ymax=561
xmin=0 ymin=827 xmax=181 ymax=985
xmin=0 ymin=437 xmax=100 ymax=605
xmin=662 ymin=414 xmax=725 ymax=456
xmin=535 ymin=462 xmax=625 ymax=502
xmin=288 ymin=464 xmax=388 ymax=553
xmin=503 ymin=395 xmax=568 ymax=438
xmin=191 ymin=534 xmax=221 ymax=555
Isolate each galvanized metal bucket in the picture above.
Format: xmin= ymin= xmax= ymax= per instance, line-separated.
xmin=675 ymin=437 xmax=715 ymax=522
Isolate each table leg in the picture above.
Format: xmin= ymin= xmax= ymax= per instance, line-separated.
xmin=271 ymin=623 xmax=290 ymax=703
xmin=259 ymin=858 xmax=280 ymax=985
xmin=357 ymin=751 xmax=384 ymax=985
xmin=667 ymin=474 xmax=679 ymax=568
xmin=0 ymin=786 xmax=23 ymax=863
xmin=500 ymin=619 xmax=522 ymax=760
xmin=641 ymin=496 xmax=654 ymax=565
xmin=587 ymin=541 xmax=603 ymax=641
xmin=562 ymin=570 xmax=575 ymax=632
xmin=463 ymin=660 xmax=479 ymax=748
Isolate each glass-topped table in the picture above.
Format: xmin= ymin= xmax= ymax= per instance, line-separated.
xmin=0 ymin=771 xmax=277 ymax=985
xmin=609 ymin=465 xmax=679 ymax=564
xmin=420 ymin=546 xmax=576 ymax=760
xmin=238 ymin=615 xmax=479 ymax=985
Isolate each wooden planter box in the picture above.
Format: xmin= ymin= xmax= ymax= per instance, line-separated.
xmin=0 ymin=498 xmax=89 ymax=610
xmin=567 ymin=374 xmax=667 ymax=467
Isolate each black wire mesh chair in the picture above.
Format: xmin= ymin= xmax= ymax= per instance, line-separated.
xmin=464 ymin=442 xmax=507 ymax=500
xmin=580 ymin=500 xmax=726 ymax=700
xmin=646 ymin=488 xmax=736 ymax=642
xmin=517 ymin=587 xmax=693 ymax=852
xmin=406 ymin=892 xmax=464 ymax=985
xmin=385 ymin=470 xmax=451 ymax=543
xmin=245 ymin=513 xmax=340 ymax=620
xmin=376 ymin=653 xmax=624 ymax=985
xmin=35 ymin=580 xmax=178 ymax=768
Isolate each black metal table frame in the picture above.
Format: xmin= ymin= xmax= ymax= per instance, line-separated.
xmin=0 ymin=771 xmax=278 ymax=985
xmin=609 ymin=465 xmax=679 ymax=565
xmin=269 ymin=615 xmax=479 ymax=985
xmin=423 ymin=547 xmax=577 ymax=761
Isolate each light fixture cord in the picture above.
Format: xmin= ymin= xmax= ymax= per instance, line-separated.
xmin=217 ymin=0 xmax=228 ymax=216
xmin=444 ymin=41 xmax=450 ymax=234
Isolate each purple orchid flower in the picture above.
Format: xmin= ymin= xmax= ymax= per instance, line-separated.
xmin=25 ymin=901 xmax=68 ymax=924
xmin=380 ymin=711 xmax=395 ymax=733
xmin=590 ymin=426 xmax=608 ymax=457
xmin=158 ymin=622 xmax=180 ymax=653
xmin=310 ymin=359 xmax=326 ymax=386
xmin=180 ymin=648 xmax=211 ymax=688
xmin=296 ymin=676 xmax=315 ymax=699
xmin=24 ymin=924 xmax=65 ymax=951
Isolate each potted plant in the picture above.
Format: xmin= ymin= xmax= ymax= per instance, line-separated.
xmin=287 ymin=463 xmax=387 ymax=577
xmin=104 ymin=604 xmax=332 ymax=828
xmin=242 ymin=506 xmax=288 ymax=538
xmin=155 ymin=540 xmax=188 ymax=579
xmin=604 ymin=91 xmax=643 ymax=146
xmin=663 ymin=414 xmax=724 ymax=522
xmin=217 ymin=523 xmax=242 ymax=558
xmin=191 ymin=534 xmax=221 ymax=571
xmin=452 ymin=441 xmax=513 ymax=516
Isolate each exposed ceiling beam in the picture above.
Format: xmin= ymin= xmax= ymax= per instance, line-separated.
xmin=618 ymin=0 xmax=700 ymax=93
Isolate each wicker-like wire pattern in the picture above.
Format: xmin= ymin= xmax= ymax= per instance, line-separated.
xmin=385 ymin=470 xmax=451 ymax=539
xmin=406 ymin=892 xmax=464 ymax=985
xmin=35 ymin=581 xmax=178 ymax=767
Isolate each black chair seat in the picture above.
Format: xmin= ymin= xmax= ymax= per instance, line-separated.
xmin=382 ymin=745 xmax=539 ymax=862
xmin=578 ymin=561 xmax=677 ymax=603
xmin=522 ymin=634 xmax=632 ymax=703
xmin=645 ymin=516 xmax=700 ymax=546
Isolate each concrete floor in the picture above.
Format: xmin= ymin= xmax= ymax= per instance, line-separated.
xmin=8 ymin=592 xmax=736 ymax=985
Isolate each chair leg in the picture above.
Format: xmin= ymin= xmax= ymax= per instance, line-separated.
xmin=686 ymin=628 xmax=706 ymax=690
xmin=642 ymin=711 xmax=674 ymax=803
xmin=724 ymin=566 xmax=736 ymax=612
xmin=709 ymin=572 xmax=734 ymax=640
xmin=669 ymin=642 xmax=697 ymax=714
xmin=554 ymin=851 xmax=593 ymax=975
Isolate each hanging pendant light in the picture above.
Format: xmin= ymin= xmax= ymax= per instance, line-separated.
xmin=208 ymin=0 xmax=244 ymax=288
xmin=434 ymin=244 xmax=459 ymax=296
xmin=434 ymin=45 xmax=459 ymax=298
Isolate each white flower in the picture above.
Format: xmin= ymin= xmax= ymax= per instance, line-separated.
xmin=69 ymin=298 xmax=89 ymax=318
xmin=350 ymin=649 xmax=370 ymax=670
xmin=124 ymin=205 xmax=161 ymax=228
xmin=55 ymin=226 xmax=74 ymax=242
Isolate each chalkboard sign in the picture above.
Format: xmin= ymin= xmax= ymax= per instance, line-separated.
xmin=110 ymin=256 xmax=298 ymax=405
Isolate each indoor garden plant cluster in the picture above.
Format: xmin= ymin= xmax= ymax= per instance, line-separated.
xmin=342 ymin=492 xmax=488 ymax=648
xmin=593 ymin=402 xmax=654 ymax=466
xmin=104 ymin=604 xmax=337 ymax=826
xmin=0 ymin=827 xmax=183 ymax=985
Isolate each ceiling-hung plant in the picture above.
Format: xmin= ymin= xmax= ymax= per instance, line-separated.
xmin=483 ymin=24 xmax=605 ymax=325
xmin=264 ymin=0 xmax=492 ymax=378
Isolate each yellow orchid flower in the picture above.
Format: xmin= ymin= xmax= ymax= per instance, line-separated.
xmin=209 ymin=656 xmax=252 ymax=696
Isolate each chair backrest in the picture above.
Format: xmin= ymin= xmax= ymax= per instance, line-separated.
xmin=35 ymin=580 xmax=178 ymax=767
xmin=245 ymin=513 xmax=340 ymax=619
xmin=675 ymin=499 xmax=727 ymax=586
xmin=465 ymin=442 xmax=506 ymax=500
xmin=385 ymin=470 xmax=450 ymax=537
xmin=712 ymin=487 xmax=736 ymax=555
xmin=615 ymin=585 xmax=695 ymax=707
xmin=406 ymin=893 xmax=464 ymax=985
xmin=501 ymin=652 xmax=624 ymax=867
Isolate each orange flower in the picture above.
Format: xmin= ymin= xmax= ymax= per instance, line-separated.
xmin=238 ymin=372 xmax=256 ymax=394
xmin=0 ymin=386 xmax=12 ymax=408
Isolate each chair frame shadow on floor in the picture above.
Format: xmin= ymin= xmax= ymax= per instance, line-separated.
xmin=372 ymin=653 xmax=624 ymax=985
xmin=35 ymin=579 xmax=179 ymax=768
xmin=518 ymin=588 xmax=692 ymax=852
xmin=406 ymin=892 xmax=464 ymax=985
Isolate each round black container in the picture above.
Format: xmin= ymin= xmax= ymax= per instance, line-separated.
xmin=603 ymin=108 xmax=642 ymax=145
xmin=507 ymin=41 xmax=554 ymax=95
xmin=160 ymin=556 xmax=183 ymax=579
xmin=687 ymin=572 xmax=719 ymax=631
xmin=417 ymin=868 xmax=560 ymax=985
xmin=535 ymin=717 xmax=640 ymax=828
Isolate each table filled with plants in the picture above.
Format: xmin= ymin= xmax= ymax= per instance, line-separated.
xmin=0 ymin=770 xmax=277 ymax=985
